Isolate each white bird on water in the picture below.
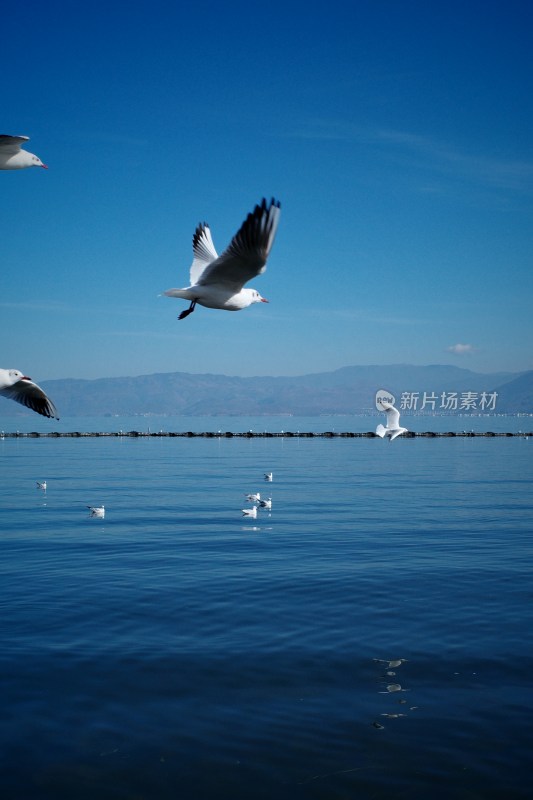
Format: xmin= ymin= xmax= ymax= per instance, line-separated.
xmin=264 ymin=472 xmax=273 ymax=482
xmin=0 ymin=369 xmax=59 ymax=419
xmin=88 ymin=505 xmax=105 ymax=518
xmin=242 ymin=506 xmax=257 ymax=518
xmin=36 ymin=481 xmax=47 ymax=491
xmin=258 ymin=498 xmax=272 ymax=510
xmin=373 ymin=658 xmax=408 ymax=668
xmin=245 ymin=492 xmax=261 ymax=503
xmin=163 ymin=197 xmax=281 ymax=320
xmin=376 ymin=403 xmax=408 ymax=442
xmin=0 ymin=135 xmax=48 ymax=170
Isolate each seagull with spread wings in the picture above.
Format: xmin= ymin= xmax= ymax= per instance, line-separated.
xmin=163 ymin=197 xmax=281 ymax=320
xmin=0 ymin=369 xmax=59 ymax=419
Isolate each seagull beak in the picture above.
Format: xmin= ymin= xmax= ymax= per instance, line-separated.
xmin=41 ymin=164 xmax=49 ymax=169
xmin=261 ymin=297 xmax=269 ymax=303
xmin=22 ymin=375 xmax=32 ymax=381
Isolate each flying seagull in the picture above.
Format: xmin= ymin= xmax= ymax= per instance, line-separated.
xmin=163 ymin=197 xmax=281 ymax=319
xmin=0 ymin=369 xmax=59 ymax=419
xmin=0 ymin=135 xmax=48 ymax=170
xmin=376 ymin=402 xmax=408 ymax=442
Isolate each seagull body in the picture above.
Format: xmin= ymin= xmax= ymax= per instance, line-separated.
xmin=245 ymin=492 xmax=261 ymax=503
xmin=0 ymin=369 xmax=59 ymax=419
xmin=36 ymin=481 xmax=47 ymax=491
xmin=258 ymin=498 xmax=272 ymax=509
xmin=0 ymin=135 xmax=48 ymax=170
xmin=163 ymin=198 xmax=281 ymax=320
xmin=373 ymin=658 xmax=408 ymax=668
xmin=242 ymin=506 xmax=257 ymax=518
xmin=376 ymin=403 xmax=408 ymax=442
xmin=264 ymin=472 xmax=273 ymax=482
xmin=88 ymin=505 xmax=105 ymax=518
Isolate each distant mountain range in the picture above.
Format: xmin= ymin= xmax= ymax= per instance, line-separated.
xmin=32 ymin=364 xmax=533 ymax=417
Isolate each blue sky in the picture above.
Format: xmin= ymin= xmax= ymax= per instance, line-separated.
xmin=2 ymin=0 xmax=532 ymax=380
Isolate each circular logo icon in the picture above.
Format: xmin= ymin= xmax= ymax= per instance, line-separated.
xmin=375 ymin=389 xmax=396 ymax=411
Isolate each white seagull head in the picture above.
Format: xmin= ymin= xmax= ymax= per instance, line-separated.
xmin=0 ymin=135 xmax=48 ymax=170
xmin=243 ymin=288 xmax=268 ymax=305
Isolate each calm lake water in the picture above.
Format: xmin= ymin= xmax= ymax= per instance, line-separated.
xmin=1 ymin=415 xmax=532 ymax=799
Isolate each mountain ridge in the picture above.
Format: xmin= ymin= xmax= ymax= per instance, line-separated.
xmin=30 ymin=364 xmax=532 ymax=417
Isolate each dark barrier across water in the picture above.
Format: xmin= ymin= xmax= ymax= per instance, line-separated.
xmin=1 ymin=431 xmax=531 ymax=439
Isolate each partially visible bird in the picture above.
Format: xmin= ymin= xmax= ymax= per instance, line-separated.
xmin=88 ymin=505 xmax=105 ymax=518
xmin=258 ymin=498 xmax=272 ymax=510
xmin=0 ymin=135 xmax=48 ymax=170
xmin=376 ymin=403 xmax=408 ymax=442
xmin=264 ymin=472 xmax=273 ymax=482
xmin=242 ymin=506 xmax=257 ymax=518
xmin=163 ymin=197 xmax=281 ymax=320
xmin=36 ymin=481 xmax=47 ymax=491
xmin=0 ymin=369 xmax=59 ymax=419
xmin=373 ymin=658 xmax=408 ymax=668
xmin=245 ymin=492 xmax=261 ymax=503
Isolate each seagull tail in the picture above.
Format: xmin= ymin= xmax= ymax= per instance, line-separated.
xmin=389 ymin=428 xmax=407 ymax=441
xmin=375 ymin=424 xmax=387 ymax=438
xmin=162 ymin=288 xmax=194 ymax=299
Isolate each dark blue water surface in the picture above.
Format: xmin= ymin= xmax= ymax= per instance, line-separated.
xmin=1 ymin=416 xmax=532 ymax=799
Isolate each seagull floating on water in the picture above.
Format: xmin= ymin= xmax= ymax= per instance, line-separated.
xmin=0 ymin=135 xmax=48 ymax=170
xmin=373 ymin=658 xmax=408 ymax=668
xmin=0 ymin=369 xmax=59 ymax=419
xmin=242 ymin=506 xmax=257 ymax=518
xmin=88 ymin=505 xmax=105 ymax=518
xmin=36 ymin=481 xmax=47 ymax=491
xmin=258 ymin=498 xmax=272 ymax=509
xmin=264 ymin=472 xmax=273 ymax=482
xmin=376 ymin=403 xmax=408 ymax=442
xmin=163 ymin=197 xmax=281 ymax=320
xmin=245 ymin=492 xmax=261 ymax=503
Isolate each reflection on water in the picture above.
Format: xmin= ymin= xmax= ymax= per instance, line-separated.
xmin=372 ymin=658 xmax=418 ymax=729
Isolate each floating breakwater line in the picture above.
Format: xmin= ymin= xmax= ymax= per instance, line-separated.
xmin=1 ymin=430 xmax=531 ymax=439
